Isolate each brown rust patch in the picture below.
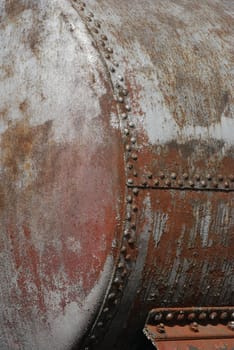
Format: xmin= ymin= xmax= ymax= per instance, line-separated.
xmin=1 ymin=117 xmax=52 ymax=181
xmin=5 ymin=0 xmax=36 ymax=19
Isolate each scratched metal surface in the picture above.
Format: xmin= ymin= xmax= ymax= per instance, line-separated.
xmin=75 ymin=0 xmax=234 ymax=349
xmin=0 ymin=1 xmax=125 ymax=349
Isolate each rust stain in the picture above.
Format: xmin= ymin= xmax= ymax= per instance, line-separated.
xmin=0 ymin=117 xmax=52 ymax=182
xmin=5 ymin=0 xmax=37 ymax=19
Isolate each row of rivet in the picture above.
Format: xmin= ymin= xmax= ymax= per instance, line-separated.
xmin=71 ymin=2 xmax=139 ymax=348
xmin=126 ymin=170 xmax=234 ymax=190
xmin=154 ymin=320 xmax=234 ymax=334
xmin=148 ymin=309 xmax=234 ymax=326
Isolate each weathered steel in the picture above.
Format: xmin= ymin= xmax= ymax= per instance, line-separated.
xmin=0 ymin=1 xmax=125 ymax=349
xmin=0 ymin=0 xmax=233 ymax=350
xmin=144 ymin=307 xmax=234 ymax=350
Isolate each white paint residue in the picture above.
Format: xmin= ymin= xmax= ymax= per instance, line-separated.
xmin=0 ymin=0 xmax=107 ymax=145
xmin=153 ymin=212 xmax=168 ymax=246
xmin=199 ymin=202 xmax=212 ymax=247
xmin=46 ymin=256 xmax=113 ymax=350
xmin=126 ymin=40 xmax=234 ymax=146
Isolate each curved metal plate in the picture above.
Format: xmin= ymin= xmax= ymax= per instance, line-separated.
xmin=0 ymin=1 xmax=124 ymax=349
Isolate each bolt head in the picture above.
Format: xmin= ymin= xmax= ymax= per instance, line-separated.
xmin=188 ymin=313 xmax=196 ymax=321
xmin=166 ymin=313 xmax=174 ymax=321
xmin=228 ymin=321 xmax=234 ymax=331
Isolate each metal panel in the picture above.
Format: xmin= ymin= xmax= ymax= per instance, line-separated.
xmin=0 ymin=1 xmax=125 ymax=349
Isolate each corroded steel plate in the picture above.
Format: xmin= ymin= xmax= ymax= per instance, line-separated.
xmin=0 ymin=1 xmax=125 ymax=349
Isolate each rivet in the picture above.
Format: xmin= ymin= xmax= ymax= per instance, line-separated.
xmin=159 ymin=172 xmax=165 ymax=179
xmin=142 ymin=179 xmax=148 ymax=186
xmin=227 ymin=321 xmax=234 ymax=331
xmin=94 ymin=20 xmax=101 ymax=28
xmin=190 ymin=322 xmax=199 ymax=332
xmin=177 ymin=312 xmax=185 ymax=321
xmin=124 ymin=128 xmax=129 ymax=135
xmin=127 ymin=163 xmax=133 ymax=169
xmin=209 ymin=312 xmax=217 ymax=320
xmin=113 ymin=60 xmax=119 ymax=67
xmin=90 ymin=335 xmax=96 ymax=341
xmin=183 ymin=173 xmax=189 ymax=180
xmin=195 ymin=174 xmax=200 ymax=181
xmin=218 ymin=174 xmax=223 ymax=181
xmin=229 ymin=174 xmax=234 ymax=182
xmin=88 ymin=12 xmax=94 ymax=17
xmin=99 ymin=40 xmax=105 ymax=47
xmin=105 ymin=54 xmax=110 ymax=59
xmin=220 ymin=312 xmax=228 ymax=320
xmin=97 ymin=322 xmax=104 ymax=327
xmin=133 ymin=171 xmax=138 ymax=177
xmin=118 ymin=96 xmax=124 ymax=103
xmin=101 ymin=34 xmax=108 ymax=41
xmin=126 ymin=144 xmax=131 ymax=151
xmin=86 ymin=16 xmax=92 ymax=22
xmin=155 ymin=313 xmax=163 ymax=322
xmin=92 ymin=27 xmax=99 ymax=33
xmin=224 ymin=181 xmax=229 ymax=188
xmin=171 ymin=172 xmax=177 ymax=179
xmin=108 ymin=293 xmax=116 ymax=301
xmin=213 ymin=181 xmax=218 ymax=188
xmin=121 ymin=269 xmax=127 ymax=278
xmin=113 ymin=277 xmax=121 ymax=285
xmin=188 ymin=313 xmax=196 ymax=321
xmin=118 ymin=75 xmax=124 ymax=81
xmin=127 ymin=178 xmax=133 ymax=185
xmin=110 ymin=66 xmax=115 ymax=73
xmin=125 ymin=105 xmax=131 ymax=111
xmin=206 ymin=174 xmax=212 ymax=180
xmin=129 ymin=122 xmax=135 ymax=128
xmin=103 ymin=307 xmax=109 ymax=313
xmin=126 ymin=212 xmax=131 ymax=221
xmin=122 ymin=89 xmax=128 ymax=96
xmin=147 ymin=172 xmax=153 ymax=179
xmin=157 ymin=323 xmax=165 ymax=333
xmin=132 ymin=205 xmax=138 ymax=212
xmin=117 ymin=262 xmax=124 ymax=270
xmin=107 ymin=47 xmax=113 ymax=53
xmin=131 ymin=137 xmax=136 ymax=144
xmin=154 ymin=179 xmax=159 ymax=186
xmin=198 ymin=312 xmax=207 ymax=320
xmin=201 ymin=180 xmax=207 ymax=187
xmin=128 ymin=238 xmax=135 ymax=245
xmin=121 ymin=246 xmax=127 ymax=254
xmin=124 ymin=230 xmax=130 ymax=238
xmin=127 ymin=195 xmax=132 ymax=203
xmin=122 ymin=113 xmax=128 ymax=119
xmin=165 ymin=179 xmax=171 ymax=186
xmin=115 ymin=82 xmax=121 ymax=89
xmin=189 ymin=180 xmax=194 ymax=187
xmin=133 ymin=188 xmax=139 ymax=195
xmin=166 ymin=313 xmax=174 ymax=321
xmin=125 ymin=254 xmax=131 ymax=261
xmin=132 ymin=153 xmax=138 ymax=160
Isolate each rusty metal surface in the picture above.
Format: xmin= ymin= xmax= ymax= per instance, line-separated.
xmin=144 ymin=339 xmax=234 ymax=350
xmin=0 ymin=0 xmax=234 ymax=350
xmin=72 ymin=1 xmax=234 ymax=349
xmin=0 ymin=1 xmax=125 ymax=349
xmin=144 ymin=307 xmax=234 ymax=350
